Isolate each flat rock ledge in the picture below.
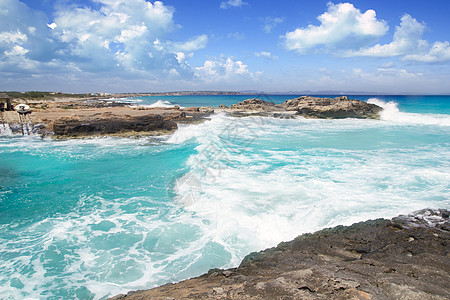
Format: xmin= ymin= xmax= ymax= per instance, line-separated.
xmin=110 ymin=209 xmax=449 ymax=300
xmin=219 ymin=96 xmax=382 ymax=119
xmin=52 ymin=114 xmax=178 ymax=137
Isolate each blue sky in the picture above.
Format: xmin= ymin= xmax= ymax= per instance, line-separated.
xmin=1 ymin=0 xmax=450 ymax=93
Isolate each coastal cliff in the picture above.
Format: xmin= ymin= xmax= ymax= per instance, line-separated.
xmin=111 ymin=209 xmax=449 ymax=300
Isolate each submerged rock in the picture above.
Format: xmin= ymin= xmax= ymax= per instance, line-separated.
xmin=110 ymin=209 xmax=449 ymax=300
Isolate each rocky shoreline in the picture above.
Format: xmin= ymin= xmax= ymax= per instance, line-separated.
xmin=111 ymin=209 xmax=449 ymax=300
xmin=2 ymin=95 xmax=382 ymax=137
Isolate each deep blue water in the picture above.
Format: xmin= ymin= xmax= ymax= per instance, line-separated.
xmin=0 ymin=95 xmax=449 ymax=299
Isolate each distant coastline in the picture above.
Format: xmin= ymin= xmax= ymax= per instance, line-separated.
xmin=3 ymin=91 xmax=450 ymax=102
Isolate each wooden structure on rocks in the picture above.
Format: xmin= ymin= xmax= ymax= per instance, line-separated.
xmin=0 ymin=93 xmax=13 ymax=131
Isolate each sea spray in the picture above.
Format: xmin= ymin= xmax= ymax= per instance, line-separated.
xmin=0 ymin=124 xmax=12 ymax=136
xmin=368 ymin=98 xmax=450 ymax=126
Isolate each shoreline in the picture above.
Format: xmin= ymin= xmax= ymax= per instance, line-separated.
xmin=110 ymin=208 xmax=449 ymax=299
xmin=2 ymin=95 xmax=382 ymax=138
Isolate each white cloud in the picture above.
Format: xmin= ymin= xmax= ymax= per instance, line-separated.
xmin=47 ymin=23 xmax=57 ymax=30
xmin=0 ymin=31 xmax=28 ymax=44
xmin=376 ymin=67 xmax=423 ymax=78
xmin=195 ymin=57 xmax=256 ymax=82
xmin=343 ymin=13 xmax=450 ymax=63
xmin=255 ymin=51 xmax=278 ymax=61
xmin=404 ymin=41 xmax=450 ymax=63
xmin=51 ymin=0 xmax=180 ymax=72
xmin=165 ymin=34 xmax=208 ymax=52
xmin=220 ymin=0 xmax=247 ymax=10
xmin=346 ymin=14 xmax=427 ymax=57
xmin=4 ymin=45 xmax=29 ymax=56
xmin=263 ymin=17 xmax=284 ymax=34
xmin=0 ymin=0 xmax=58 ymax=65
xmin=283 ymin=2 xmax=388 ymax=54
xmin=227 ymin=32 xmax=245 ymax=40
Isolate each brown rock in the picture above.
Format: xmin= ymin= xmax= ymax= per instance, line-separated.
xmin=229 ymin=98 xmax=276 ymax=111
xmin=282 ymin=96 xmax=382 ymax=119
xmin=199 ymin=106 xmax=215 ymax=114
xmin=109 ymin=209 xmax=450 ymax=300
xmin=52 ymin=114 xmax=177 ymax=137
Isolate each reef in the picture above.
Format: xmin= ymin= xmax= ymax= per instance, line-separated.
xmin=111 ymin=209 xmax=449 ymax=300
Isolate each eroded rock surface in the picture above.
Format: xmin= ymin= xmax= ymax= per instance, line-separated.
xmin=283 ymin=96 xmax=382 ymax=119
xmin=52 ymin=114 xmax=177 ymax=137
xmin=111 ymin=209 xmax=449 ymax=300
xmin=221 ymin=96 xmax=382 ymax=119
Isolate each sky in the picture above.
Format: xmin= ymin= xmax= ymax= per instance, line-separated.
xmin=1 ymin=0 xmax=450 ymax=94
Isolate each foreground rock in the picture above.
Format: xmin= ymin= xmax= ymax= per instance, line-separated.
xmin=52 ymin=114 xmax=178 ymax=137
xmin=111 ymin=209 xmax=449 ymax=299
xmin=221 ymin=96 xmax=382 ymax=119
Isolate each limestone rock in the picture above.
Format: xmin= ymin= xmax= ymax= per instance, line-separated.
xmin=200 ymin=106 xmax=215 ymax=114
xmin=110 ymin=209 xmax=450 ymax=300
xmin=227 ymin=98 xmax=276 ymax=111
xmin=282 ymin=96 xmax=382 ymax=119
xmin=52 ymin=114 xmax=177 ymax=137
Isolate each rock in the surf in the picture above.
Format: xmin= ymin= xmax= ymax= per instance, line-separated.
xmin=282 ymin=96 xmax=382 ymax=119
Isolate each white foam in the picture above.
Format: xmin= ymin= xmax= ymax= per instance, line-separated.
xmin=166 ymin=113 xmax=231 ymax=144
xmin=368 ymin=98 xmax=450 ymax=126
xmin=173 ymin=115 xmax=450 ymax=259
xmin=0 ymin=124 xmax=12 ymax=136
xmin=1 ymin=110 xmax=449 ymax=300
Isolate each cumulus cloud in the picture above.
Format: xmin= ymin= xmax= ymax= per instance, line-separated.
xmin=195 ymin=57 xmax=256 ymax=82
xmin=346 ymin=14 xmax=427 ymax=57
xmin=254 ymin=51 xmax=278 ymax=61
xmin=283 ymin=2 xmax=388 ymax=54
xmin=4 ymin=45 xmax=29 ymax=56
xmin=263 ymin=17 xmax=284 ymax=34
xmin=345 ymin=14 xmax=450 ymax=63
xmin=51 ymin=0 xmax=180 ymax=72
xmin=220 ymin=0 xmax=247 ymax=10
xmin=164 ymin=34 xmax=208 ymax=52
xmin=0 ymin=0 xmax=212 ymax=80
xmin=0 ymin=0 xmax=60 ymax=64
xmin=404 ymin=41 xmax=450 ymax=63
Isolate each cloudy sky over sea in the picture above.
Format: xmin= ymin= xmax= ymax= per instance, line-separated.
xmin=1 ymin=0 xmax=449 ymax=93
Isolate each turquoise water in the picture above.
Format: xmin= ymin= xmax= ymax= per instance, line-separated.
xmin=1 ymin=96 xmax=450 ymax=299
xmin=122 ymin=94 xmax=450 ymax=114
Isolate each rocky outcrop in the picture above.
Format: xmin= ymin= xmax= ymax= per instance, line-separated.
xmin=220 ymin=96 xmax=382 ymax=119
xmin=283 ymin=96 xmax=382 ymax=119
xmin=52 ymin=114 xmax=177 ymax=137
xmin=111 ymin=209 xmax=449 ymax=300
xmin=228 ymin=98 xmax=276 ymax=111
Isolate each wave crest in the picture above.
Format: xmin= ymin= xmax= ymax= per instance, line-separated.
xmin=368 ymin=98 xmax=450 ymax=126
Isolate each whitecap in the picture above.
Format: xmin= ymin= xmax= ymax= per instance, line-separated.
xmin=368 ymin=98 xmax=450 ymax=126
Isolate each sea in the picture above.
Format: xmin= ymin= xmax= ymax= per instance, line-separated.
xmin=0 ymin=95 xmax=449 ymax=299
